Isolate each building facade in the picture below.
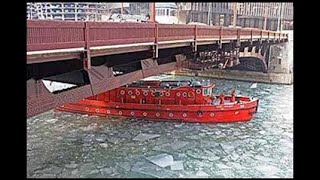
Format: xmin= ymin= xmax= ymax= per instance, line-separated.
xmin=185 ymin=3 xmax=233 ymax=26
xmin=237 ymin=2 xmax=293 ymax=30
xmin=27 ymin=2 xmax=113 ymax=21
xmin=27 ymin=2 xmax=293 ymax=30
xmin=178 ymin=2 xmax=293 ymax=30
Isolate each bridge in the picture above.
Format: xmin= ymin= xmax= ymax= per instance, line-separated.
xmin=27 ymin=20 xmax=288 ymax=118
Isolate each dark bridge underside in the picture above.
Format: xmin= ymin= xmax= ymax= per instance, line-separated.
xmin=27 ymin=46 xmax=195 ymax=118
xmin=27 ymin=42 xmax=284 ymax=118
xmin=230 ymin=57 xmax=267 ymax=72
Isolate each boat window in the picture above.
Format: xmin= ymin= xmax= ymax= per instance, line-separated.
xmin=202 ymin=88 xmax=212 ymax=96
xmin=203 ymin=88 xmax=208 ymax=95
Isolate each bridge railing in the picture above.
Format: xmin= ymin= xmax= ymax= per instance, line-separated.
xmin=196 ymin=25 xmax=220 ymax=40
xmin=221 ymin=27 xmax=238 ymax=40
xmin=27 ymin=20 xmax=289 ymax=52
xmin=27 ymin=20 xmax=86 ymax=51
xmin=157 ymin=24 xmax=195 ymax=41
xmin=88 ymin=22 xmax=155 ymax=46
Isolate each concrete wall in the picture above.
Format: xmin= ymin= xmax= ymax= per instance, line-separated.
xmin=173 ymin=69 xmax=293 ymax=85
xmin=268 ymin=30 xmax=293 ymax=74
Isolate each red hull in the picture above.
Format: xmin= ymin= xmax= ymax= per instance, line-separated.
xmin=57 ymin=80 xmax=259 ymax=123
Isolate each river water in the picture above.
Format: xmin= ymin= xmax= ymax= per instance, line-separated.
xmin=27 ymin=75 xmax=293 ymax=178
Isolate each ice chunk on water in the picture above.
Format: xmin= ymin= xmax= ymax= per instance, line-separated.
xmin=171 ymin=141 xmax=189 ymax=150
xmin=196 ymin=170 xmax=209 ymax=178
xmin=170 ymin=161 xmax=184 ymax=171
xmin=255 ymin=165 xmax=279 ymax=176
xmin=96 ymin=134 xmax=107 ymax=142
xmin=116 ymin=162 xmax=131 ymax=171
xmin=99 ymin=143 xmax=108 ymax=148
xmin=131 ymin=161 xmax=178 ymax=178
xmin=250 ymin=83 xmax=257 ymax=88
xmin=133 ymin=133 xmax=161 ymax=141
xmin=46 ymin=118 xmax=58 ymax=123
xmin=146 ymin=153 xmax=174 ymax=167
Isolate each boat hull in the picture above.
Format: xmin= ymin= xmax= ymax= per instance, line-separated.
xmin=57 ymin=98 xmax=259 ymax=123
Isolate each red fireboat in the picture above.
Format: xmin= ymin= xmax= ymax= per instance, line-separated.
xmin=57 ymin=80 xmax=259 ymax=123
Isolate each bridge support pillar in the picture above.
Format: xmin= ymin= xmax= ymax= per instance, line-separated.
xmin=153 ymin=44 xmax=158 ymax=59
xmin=82 ymin=50 xmax=91 ymax=69
xmin=84 ymin=22 xmax=91 ymax=69
xmin=192 ymin=41 xmax=197 ymax=53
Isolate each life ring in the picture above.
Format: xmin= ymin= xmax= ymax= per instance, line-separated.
xmin=177 ymin=92 xmax=181 ymax=97
xmin=120 ymin=90 xmax=125 ymax=95
xmin=95 ymin=109 xmax=99 ymax=112
xmin=143 ymin=91 xmax=148 ymax=96
xmin=210 ymin=113 xmax=215 ymax=117
xmin=156 ymin=112 xmax=160 ymax=117
xmin=143 ymin=112 xmax=148 ymax=116
xmin=136 ymin=91 xmax=140 ymax=95
xmin=151 ymin=91 xmax=155 ymax=96
xmin=183 ymin=113 xmax=187 ymax=117
xmin=131 ymin=112 xmax=135 ymax=116
xmin=160 ymin=92 xmax=164 ymax=96
xmin=107 ymin=110 xmax=110 ymax=114
xmin=128 ymin=91 xmax=133 ymax=95
xmin=119 ymin=111 xmax=122 ymax=115
xmin=85 ymin=107 xmax=89 ymax=111
xmin=196 ymin=89 xmax=201 ymax=94
xmin=166 ymin=92 xmax=170 ymax=96
xmin=188 ymin=92 xmax=195 ymax=98
xmin=235 ymin=111 xmax=239 ymax=115
xmin=183 ymin=92 xmax=187 ymax=97
xmin=169 ymin=113 xmax=173 ymax=117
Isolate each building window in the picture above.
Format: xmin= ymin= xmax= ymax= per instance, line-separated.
xmin=278 ymin=59 xmax=281 ymax=64
xmin=170 ymin=9 xmax=177 ymax=16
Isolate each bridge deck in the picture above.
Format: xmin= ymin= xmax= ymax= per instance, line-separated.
xmin=27 ymin=20 xmax=288 ymax=64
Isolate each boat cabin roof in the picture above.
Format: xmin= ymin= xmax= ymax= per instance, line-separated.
xmin=125 ymin=80 xmax=214 ymax=89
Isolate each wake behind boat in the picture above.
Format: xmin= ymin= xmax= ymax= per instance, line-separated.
xmin=57 ymin=80 xmax=259 ymax=123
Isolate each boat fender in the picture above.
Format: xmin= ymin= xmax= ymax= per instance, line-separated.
xmin=188 ymin=92 xmax=195 ymax=98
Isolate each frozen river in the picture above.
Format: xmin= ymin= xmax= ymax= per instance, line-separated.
xmin=27 ymin=75 xmax=293 ymax=178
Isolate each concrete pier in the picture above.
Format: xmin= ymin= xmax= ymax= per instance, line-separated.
xmin=170 ymin=69 xmax=293 ymax=85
